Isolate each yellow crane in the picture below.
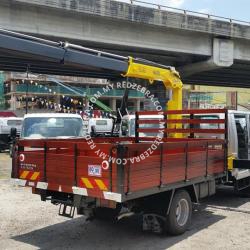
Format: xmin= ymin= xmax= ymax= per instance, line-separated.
xmin=124 ymin=57 xmax=183 ymax=137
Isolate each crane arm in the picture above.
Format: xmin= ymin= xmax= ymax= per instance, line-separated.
xmin=123 ymin=57 xmax=183 ymax=137
xmin=123 ymin=57 xmax=183 ymax=111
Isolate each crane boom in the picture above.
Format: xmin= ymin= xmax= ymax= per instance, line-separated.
xmin=0 ymin=29 xmax=183 ymax=132
xmin=123 ymin=57 xmax=183 ymax=137
xmin=124 ymin=57 xmax=183 ymax=111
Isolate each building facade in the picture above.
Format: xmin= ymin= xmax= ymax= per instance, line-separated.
xmin=2 ymin=73 xmax=147 ymax=116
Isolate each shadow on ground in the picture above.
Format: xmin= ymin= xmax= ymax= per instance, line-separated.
xmin=201 ymin=186 xmax=250 ymax=214
xmin=12 ymin=205 xmax=225 ymax=249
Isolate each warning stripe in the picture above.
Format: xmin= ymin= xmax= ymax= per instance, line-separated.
xmin=95 ymin=179 xmax=108 ymax=191
xmin=81 ymin=178 xmax=94 ymax=189
xmin=20 ymin=170 xmax=29 ymax=179
xmin=81 ymin=177 xmax=108 ymax=191
xmin=19 ymin=170 xmax=40 ymax=181
xmin=30 ymin=172 xmax=40 ymax=181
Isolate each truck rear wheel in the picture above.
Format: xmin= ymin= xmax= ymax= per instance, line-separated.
xmin=165 ymin=190 xmax=192 ymax=235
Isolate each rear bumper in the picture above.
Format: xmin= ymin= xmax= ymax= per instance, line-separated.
xmin=11 ymin=178 xmax=47 ymax=188
xmin=11 ymin=178 xmax=26 ymax=186
xmin=11 ymin=178 xmax=122 ymax=203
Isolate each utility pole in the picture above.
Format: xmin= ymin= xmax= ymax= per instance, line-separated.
xmin=25 ymin=66 xmax=29 ymax=114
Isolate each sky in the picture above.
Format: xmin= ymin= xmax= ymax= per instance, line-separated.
xmin=125 ymin=0 xmax=250 ymax=22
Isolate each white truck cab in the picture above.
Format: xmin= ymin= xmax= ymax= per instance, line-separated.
xmin=189 ymin=110 xmax=250 ymax=160
xmin=21 ymin=113 xmax=85 ymax=139
xmin=182 ymin=110 xmax=250 ymax=181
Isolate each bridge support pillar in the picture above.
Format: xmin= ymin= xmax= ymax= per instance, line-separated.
xmin=179 ymin=38 xmax=234 ymax=77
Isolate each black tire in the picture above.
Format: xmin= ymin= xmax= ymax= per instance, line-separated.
xmin=165 ymin=190 xmax=192 ymax=235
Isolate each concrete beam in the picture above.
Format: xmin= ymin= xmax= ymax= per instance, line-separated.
xmin=179 ymin=38 xmax=234 ymax=77
xmin=234 ymin=39 xmax=250 ymax=61
xmin=0 ymin=1 xmax=212 ymax=57
xmin=0 ymin=0 xmax=250 ymax=81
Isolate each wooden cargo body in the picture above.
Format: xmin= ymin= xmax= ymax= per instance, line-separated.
xmin=12 ymin=109 xmax=227 ymax=203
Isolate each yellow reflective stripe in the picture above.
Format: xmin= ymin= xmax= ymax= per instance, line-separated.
xmin=95 ymin=179 xmax=108 ymax=191
xmin=81 ymin=178 xmax=93 ymax=189
xmin=30 ymin=172 xmax=40 ymax=181
xmin=20 ymin=171 xmax=29 ymax=179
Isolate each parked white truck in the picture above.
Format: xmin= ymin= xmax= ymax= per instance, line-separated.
xmin=20 ymin=113 xmax=85 ymax=139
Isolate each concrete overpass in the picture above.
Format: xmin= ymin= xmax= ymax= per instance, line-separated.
xmin=0 ymin=0 xmax=250 ymax=87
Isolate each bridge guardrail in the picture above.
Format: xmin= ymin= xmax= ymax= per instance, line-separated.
xmin=12 ymin=0 xmax=250 ymax=39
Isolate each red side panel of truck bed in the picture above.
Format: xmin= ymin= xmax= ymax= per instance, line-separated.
xmin=13 ymin=138 xmax=226 ymax=202
xmin=12 ymin=109 xmax=227 ymax=203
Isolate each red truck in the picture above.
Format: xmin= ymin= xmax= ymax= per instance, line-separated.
xmin=11 ymin=109 xmax=227 ymax=235
xmin=1 ymin=29 xmax=228 ymax=235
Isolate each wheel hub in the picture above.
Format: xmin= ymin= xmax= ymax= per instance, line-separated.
xmin=175 ymin=198 xmax=189 ymax=226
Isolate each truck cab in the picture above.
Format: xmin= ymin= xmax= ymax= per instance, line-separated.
xmin=21 ymin=113 xmax=85 ymax=139
xmin=185 ymin=110 xmax=250 ymax=185
xmin=182 ymin=110 xmax=250 ymax=160
xmin=227 ymin=111 xmax=250 ymax=160
xmin=227 ymin=111 xmax=250 ymax=183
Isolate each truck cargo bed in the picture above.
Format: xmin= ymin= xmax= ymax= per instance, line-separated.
xmin=12 ymin=137 xmax=226 ymax=202
xmin=12 ymin=109 xmax=227 ymax=203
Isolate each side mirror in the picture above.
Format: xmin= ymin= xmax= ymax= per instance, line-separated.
xmin=10 ymin=127 xmax=17 ymax=138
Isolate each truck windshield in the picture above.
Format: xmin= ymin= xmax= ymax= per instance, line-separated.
xmin=21 ymin=117 xmax=84 ymax=138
